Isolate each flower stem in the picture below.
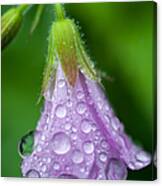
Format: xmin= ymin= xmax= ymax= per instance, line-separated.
xmin=55 ymin=4 xmax=66 ymax=21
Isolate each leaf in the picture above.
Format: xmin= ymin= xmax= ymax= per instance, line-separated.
xmin=30 ymin=5 xmax=45 ymax=34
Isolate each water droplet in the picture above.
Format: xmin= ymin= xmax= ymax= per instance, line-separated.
xmin=58 ymin=79 xmax=66 ymax=88
xmin=67 ymin=100 xmax=72 ymax=107
xmin=47 ymin=157 xmax=51 ymax=163
xmin=136 ymin=151 xmax=150 ymax=163
xmin=80 ymin=119 xmax=92 ymax=134
xmin=52 ymin=132 xmax=71 ymax=155
xmin=55 ymin=104 xmax=67 ymax=118
xmin=83 ymin=141 xmax=94 ymax=154
xmin=97 ymin=100 xmax=103 ymax=110
xmin=104 ymin=105 xmax=110 ymax=112
xmin=76 ymin=102 xmax=86 ymax=114
xmin=104 ymin=114 xmax=110 ymax=124
xmin=41 ymin=165 xmax=47 ymax=172
xmin=70 ymin=132 xmax=77 ymax=140
xmin=91 ymin=123 xmax=97 ymax=131
xmin=41 ymin=135 xmax=46 ymax=141
xmin=77 ymin=91 xmax=84 ymax=99
xmin=99 ymin=152 xmax=107 ymax=162
xmin=111 ymin=117 xmax=121 ymax=131
xmin=36 ymin=145 xmax=42 ymax=152
xmin=72 ymin=127 xmax=77 ymax=132
xmin=53 ymin=162 xmax=60 ymax=170
xmin=80 ymin=167 xmax=85 ymax=173
xmin=106 ymin=159 xmax=127 ymax=180
xmin=100 ymin=140 xmax=109 ymax=149
xmin=64 ymin=123 xmax=72 ymax=130
xmin=72 ymin=149 xmax=84 ymax=164
xmin=65 ymin=165 xmax=71 ymax=171
xmin=26 ymin=169 xmax=40 ymax=178
xmin=18 ymin=130 xmax=34 ymax=158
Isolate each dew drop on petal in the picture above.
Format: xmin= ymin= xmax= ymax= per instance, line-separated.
xmin=55 ymin=104 xmax=67 ymax=118
xmin=106 ymin=159 xmax=127 ymax=180
xmin=18 ymin=130 xmax=34 ymax=158
xmin=70 ymin=132 xmax=77 ymax=140
xmin=77 ymin=91 xmax=84 ymax=99
xmin=53 ymin=162 xmax=60 ymax=170
xmin=72 ymin=150 xmax=84 ymax=164
xmin=83 ymin=141 xmax=94 ymax=154
xmin=41 ymin=164 xmax=47 ymax=172
xmin=64 ymin=123 xmax=72 ymax=130
xmin=26 ymin=169 xmax=40 ymax=178
xmin=67 ymin=100 xmax=72 ymax=107
xmin=80 ymin=119 xmax=92 ymax=134
xmin=135 ymin=151 xmax=150 ymax=163
xmin=52 ymin=132 xmax=71 ymax=155
xmin=100 ymin=139 xmax=108 ymax=149
xmin=58 ymin=79 xmax=66 ymax=88
xmin=76 ymin=102 xmax=86 ymax=115
xmin=99 ymin=152 xmax=108 ymax=162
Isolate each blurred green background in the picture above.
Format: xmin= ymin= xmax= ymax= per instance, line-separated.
xmin=1 ymin=2 xmax=156 ymax=180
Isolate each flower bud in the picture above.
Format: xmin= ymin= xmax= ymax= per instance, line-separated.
xmin=1 ymin=5 xmax=28 ymax=49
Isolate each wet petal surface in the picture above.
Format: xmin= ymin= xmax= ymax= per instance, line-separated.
xmin=21 ymin=63 xmax=151 ymax=179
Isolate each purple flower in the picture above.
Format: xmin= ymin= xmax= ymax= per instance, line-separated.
xmin=21 ymin=62 xmax=150 ymax=179
xmin=20 ymin=4 xmax=151 ymax=180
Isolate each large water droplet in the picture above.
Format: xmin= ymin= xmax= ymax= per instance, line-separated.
xmin=76 ymin=102 xmax=86 ymax=114
xmin=80 ymin=119 xmax=92 ymax=134
xmin=99 ymin=152 xmax=108 ymax=162
xmin=72 ymin=150 xmax=84 ymax=164
xmin=106 ymin=159 xmax=127 ymax=180
xmin=18 ymin=130 xmax=34 ymax=158
xmin=83 ymin=141 xmax=94 ymax=154
xmin=52 ymin=132 xmax=71 ymax=155
xmin=53 ymin=162 xmax=60 ymax=170
xmin=25 ymin=169 xmax=40 ymax=178
xmin=58 ymin=79 xmax=66 ymax=88
xmin=55 ymin=104 xmax=67 ymax=118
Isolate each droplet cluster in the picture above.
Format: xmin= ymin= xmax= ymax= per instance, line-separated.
xmin=20 ymin=63 xmax=151 ymax=179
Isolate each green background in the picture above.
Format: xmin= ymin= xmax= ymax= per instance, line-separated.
xmin=1 ymin=2 xmax=156 ymax=180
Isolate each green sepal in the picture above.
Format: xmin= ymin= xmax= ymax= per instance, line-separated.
xmin=52 ymin=19 xmax=78 ymax=87
xmin=73 ymin=23 xmax=100 ymax=82
xmin=39 ymin=24 xmax=58 ymax=102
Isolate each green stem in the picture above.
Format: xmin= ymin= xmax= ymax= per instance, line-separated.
xmin=55 ymin=4 xmax=66 ymax=20
xmin=17 ymin=4 xmax=29 ymax=15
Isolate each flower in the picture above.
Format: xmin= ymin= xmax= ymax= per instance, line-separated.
xmin=20 ymin=4 xmax=151 ymax=180
xmin=1 ymin=4 xmax=29 ymax=50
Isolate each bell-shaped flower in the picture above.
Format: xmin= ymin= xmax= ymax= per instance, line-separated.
xmin=20 ymin=4 xmax=151 ymax=180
